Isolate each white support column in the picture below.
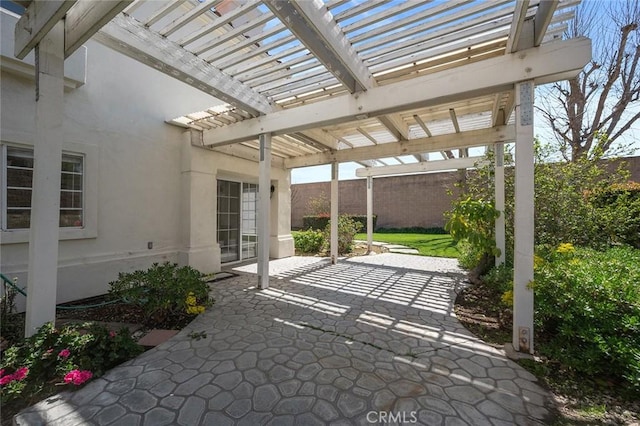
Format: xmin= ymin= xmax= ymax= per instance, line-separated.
xmin=330 ymin=162 xmax=339 ymax=264
xmin=25 ymin=21 xmax=65 ymax=337
xmin=366 ymin=176 xmax=373 ymax=253
xmin=257 ymin=133 xmax=272 ymax=289
xmin=513 ymin=81 xmax=535 ymax=353
xmin=495 ymin=142 xmax=506 ymax=266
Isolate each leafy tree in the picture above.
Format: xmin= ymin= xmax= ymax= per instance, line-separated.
xmin=537 ymin=0 xmax=640 ymax=161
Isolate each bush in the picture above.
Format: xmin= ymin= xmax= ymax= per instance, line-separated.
xmin=1 ymin=278 xmax=24 ymax=348
xmin=302 ymin=214 xmax=330 ymax=230
xmin=533 ymin=245 xmax=640 ymax=392
xmin=109 ymin=262 xmax=211 ymax=322
xmin=1 ymin=322 xmax=142 ymax=404
xmin=445 ymin=198 xmax=499 ymax=275
xmin=324 ymin=215 xmax=363 ymax=254
xmin=592 ymin=181 xmax=640 ymax=248
xmin=292 ymin=230 xmax=324 ymax=254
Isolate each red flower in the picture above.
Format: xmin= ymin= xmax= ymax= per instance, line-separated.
xmin=64 ymin=369 xmax=93 ymax=385
xmin=58 ymin=349 xmax=71 ymax=359
xmin=12 ymin=367 xmax=28 ymax=381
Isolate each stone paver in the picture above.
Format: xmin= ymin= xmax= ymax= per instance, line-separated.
xmin=15 ymin=254 xmax=554 ymax=425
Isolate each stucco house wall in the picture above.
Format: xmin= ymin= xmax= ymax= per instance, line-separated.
xmin=0 ymin=9 xmax=293 ymax=311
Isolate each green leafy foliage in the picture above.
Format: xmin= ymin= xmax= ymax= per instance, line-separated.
xmin=533 ymin=246 xmax=640 ymax=393
xmin=445 ymin=198 xmax=500 ymax=272
xmin=1 ymin=322 xmax=142 ymax=404
xmin=292 ymin=230 xmax=324 ymax=254
xmin=324 ymin=215 xmax=364 ymax=254
xmin=592 ymin=181 xmax=640 ymax=248
xmin=374 ymin=227 xmax=447 ymax=234
xmin=108 ymin=262 xmax=211 ymax=322
xmin=303 ymin=214 xmax=376 ymax=231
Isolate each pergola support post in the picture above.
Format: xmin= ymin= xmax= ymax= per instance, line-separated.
xmin=495 ymin=142 xmax=506 ymax=266
xmin=366 ymin=175 xmax=373 ymax=253
xmin=257 ymin=133 xmax=271 ymax=289
xmin=25 ymin=21 xmax=65 ymax=337
xmin=330 ymin=162 xmax=339 ymax=264
xmin=513 ymin=81 xmax=535 ymax=353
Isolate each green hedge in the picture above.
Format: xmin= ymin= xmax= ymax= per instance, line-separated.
xmin=375 ymin=227 xmax=447 ymax=234
xmin=534 ymin=245 xmax=640 ymax=392
xmin=303 ymin=214 xmax=376 ymax=231
xmin=292 ymin=230 xmax=324 ymax=254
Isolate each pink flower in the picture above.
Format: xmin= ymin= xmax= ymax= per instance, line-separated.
xmin=12 ymin=367 xmax=28 ymax=381
xmin=109 ymin=331 xmax=116 ymax=338
xmin=64 ymin=369 xmax=93 ymax=385
xmin=58 ymin=349 xmax=71 ymax=358
xmin=0 ymin=367 xmax=29 ymax=385
xmin=0 ymin=369 xmax=4 ymax=377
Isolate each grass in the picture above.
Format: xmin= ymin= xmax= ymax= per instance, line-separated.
xmin=354 ymin=232 xmax=459 ymax=258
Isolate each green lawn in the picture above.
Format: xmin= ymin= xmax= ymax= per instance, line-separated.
xmin=355 ymin=233 xmax=459 ymax=258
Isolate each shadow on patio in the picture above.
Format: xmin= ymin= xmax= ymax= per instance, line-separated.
xmin=15 ymin=254 xmax=551 ymax=426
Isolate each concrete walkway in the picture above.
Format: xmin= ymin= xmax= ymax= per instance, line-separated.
xmin=15 ymin=254 xmax=552 ymax=425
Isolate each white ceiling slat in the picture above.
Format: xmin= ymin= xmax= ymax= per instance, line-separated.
xmin=285 ymin=126 xmax=515 ymax=169
xmin=264 ymin=0 xmax=373 ymax=93
xmin=325 ymin=0 xmax=351 ymax=11
xmin=191 ymin=12 xmax=272 ymax=56
xmin=342 ymin=0 xmax=431 ymax=35
xmin=350 ymin=0 xmax=472 ymax=45
xmin=333 ymin=0 xmax=391 ymax=23
xmin=534 ymin=0 xmax=560 ymax=46
xmin=449 ymin=109 xmax=461 ymax=133
xmin=145 ymin=0 xmax=187 ymax=28
xmin=214 ymin=34 xmax=296 ymax=71
xmin=205 ymin=23 xmax=287 ymax=64
xmin=365 ymin=11 xmax=518 ymax=68
xmin=159 ymin=0 xmax=223 ymax=37
xmin=269 ymin=76 xmax=340 ymax=101
xmin=356 ymin=156 xmax=487 ymax=177
xmin=177 ymin=2 xmax=262 ymax=48
xmin=234 ymin=45 xmax=310 ymax=82
xmin=378 ymin=115 xmax=408 ymax=141
xmin=413 ymin=115 xmax=432 ymax=137
xmin=243 ymin=56 xmax=320 ymax=86
xmin=505 ymin=0 xmax=531 ymax=53
xmin=256 ymin=65 xmax=330 ymax=93
xmin=94 ymin=13 xmax=273 ymax=116
xmin=201 ymin=37 xmax=590 ymax=147
xmin=361 ymin=1 xmax=513 ymax=61
xmin=357 ymin=128 xmax=379 ymax=145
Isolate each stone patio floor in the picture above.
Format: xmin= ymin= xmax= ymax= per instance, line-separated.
xmin=15 ymin=254 xmax=552 ymax=425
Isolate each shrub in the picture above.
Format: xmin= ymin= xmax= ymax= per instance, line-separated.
xmin=303 ymin=214 xmax=330 ymax=230
xmin=323 ymin=215 xmax=363 ymax=254
xmin=109 ymin=262 xmax=211 ymax=323
xmin=1 ymin=322 xmax=142 ymax=404
xmin=592 ymin=181 xmax=640 ymax=248
xmin=292 ymin=230 xmax=324 ymax=254
xmin=445 ymin=198 xmax=499 ymax=275
xmin=533 ymin=245 xmax=640 ymax=392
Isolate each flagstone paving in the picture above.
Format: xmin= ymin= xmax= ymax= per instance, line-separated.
xmin=15 ymin=254 xmax=552 ymax=425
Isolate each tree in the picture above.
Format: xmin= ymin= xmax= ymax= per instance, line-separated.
xmin=537 ymin=0 xmax=640 ymax=161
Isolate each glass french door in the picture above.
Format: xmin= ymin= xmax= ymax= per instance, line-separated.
xmin=217 ymin=180 xmax=259 ymax=263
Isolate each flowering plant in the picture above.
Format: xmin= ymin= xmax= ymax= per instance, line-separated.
xmin=0 ymin=322 xmax=142 ymax=405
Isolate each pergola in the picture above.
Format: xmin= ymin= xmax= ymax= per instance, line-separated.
xmin=13 ymin=0 xmax=589 ymax=353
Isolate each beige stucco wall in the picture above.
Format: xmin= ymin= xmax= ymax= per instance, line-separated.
xmin=0 ymin=10 xmax=293 ymax=311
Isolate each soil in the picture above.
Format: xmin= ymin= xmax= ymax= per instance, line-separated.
xmin=454 ymin=279 xmax=640 ymax=425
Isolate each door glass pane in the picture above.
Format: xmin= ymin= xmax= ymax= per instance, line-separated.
xmin=241 ymin=183 xmax=258 ymax=261
xmin=217 ymin=180 xmax=240 ymax=263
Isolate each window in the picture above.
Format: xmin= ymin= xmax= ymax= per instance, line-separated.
xmin=2 ymin=146 xmax=84 ymax=230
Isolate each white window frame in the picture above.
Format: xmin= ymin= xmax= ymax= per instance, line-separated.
xmin=1 ymin=141 xmax=98 ymax=244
